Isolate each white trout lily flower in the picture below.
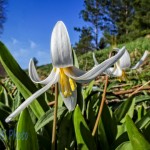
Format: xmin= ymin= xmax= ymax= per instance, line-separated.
xmin=131 ymin=50 xmax=149 ymax=69
xmin=93 ymin=48 xmax=149 ymax=79
xmin=5 ymin=21 xmax=125 ymax=123
xmin=105 ymin=48 xmax=131 ymax=79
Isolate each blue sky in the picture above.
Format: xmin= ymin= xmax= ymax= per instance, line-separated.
xmin=1 ymin=0 xmax=85 ymax=68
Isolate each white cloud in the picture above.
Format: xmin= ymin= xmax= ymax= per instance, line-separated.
xmin=3 ymin=38 xmax=50 ymax=69
xmin=11 ymin=38 xmax=19 ymax=45
xmin=29 ymin=40 xmax=37 ymax=49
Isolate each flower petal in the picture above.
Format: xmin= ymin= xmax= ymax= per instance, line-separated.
xmin=5 ymin=70 xmax=59 ymax=123
xmin=51 ymin=21 xmax=73 ymax=68
xmin=105 ymin=62 xmax=122 ymax=77
xmin=60 ymin=89 xmax=77 ymax=111
xmin=132 ymin=50 xmax=149 ymax=69
xmin=92 ymin=52 xmax=99 ymax=66
xmin=64 ymin=46 xmax=126 ymax=83
xmin=29 ymin=59 xmax=56 ymax=85
xmin=111 ymin=63 xmax=122 ymax=77
xmin=118 ymin=48 xmax=131 ymax=69
xmin=104 ymin=67 xmax=115 ymax=75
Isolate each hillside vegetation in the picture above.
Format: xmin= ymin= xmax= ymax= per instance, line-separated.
xmin=0 ymin=36 xmax=150 ymax=149
xmin=36 ymin=37 xmax=150 ymax=79
xmin=78 ymin=37 xmax=150 ymax=71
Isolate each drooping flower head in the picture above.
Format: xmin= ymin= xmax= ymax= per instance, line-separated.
xmin=5 ymin=21 xmax=125 ymax=123
xmin=93 ymin=47 xmax=149 ymax=80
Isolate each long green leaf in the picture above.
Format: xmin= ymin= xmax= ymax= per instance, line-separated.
xmin=126 ymin=115 xmax=150 ymax=150
xmin=114 ymin=97 xmax=135 ymax=123
xmin=115 ymin=141 xmax=133 ymax=150
xmin=35 ymin=107 xmax=66 ymax=131
xmin=57 ymin=112 xmax=74 ymax=150
xmin=16 ymin=109 xmax=39 ymax=150
xmin=73 ymin=105 xmax=96 ymax=150
xmin=0 ymin=42 xmax=48 ymax=119
xmin=73 ymin=49 xmax=79 ymax=68
xmin=0 ymin=102 xmax=11 ymax=121
xmin=98 ymin=118 xmax=109 ymax=150
xmin=136 ymin=111 xmax=150 ymax=129
xmin=101 ymin=103 xmax=117 ymax=145
xmin=135 ymin=95 xmax=150 ymax=103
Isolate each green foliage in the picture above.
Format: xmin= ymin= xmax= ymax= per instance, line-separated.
xmin=126 ymin=115 xmax=150 ymax=150
xmin=75 ymin=0 xmax=111 ymax=51
xmin=77 ymin=37 xmax=150 ymax=71
xmin=74 ymin=27 xmax=94 ymax=54
xmin=108 ymin=0 xmax=134 ymax=43
xmin=73 ymin=105 xmax=96 ymax=150
xmin=16 ymin=109 xmax=39 ymax=150
xmin=75 ymin=0 xmax=150 ymax=49
xmin=0 ymin=41 xmax=150 ymax=149
xmin=0 ymin=0 xmax=7 ymax=34
xmin=128 ymin=0 xmax=150 ymax=40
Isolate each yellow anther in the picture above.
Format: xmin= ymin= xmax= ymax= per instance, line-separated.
xmin=118 ymin=70 xmax=127 ymax=82
xmin=59 ymin=68 xmax=76 ymax=98
xmin=54 ymin=67 xmax=57 ymax=72
xmin=69 ymin=78 xmax=77 ymax=91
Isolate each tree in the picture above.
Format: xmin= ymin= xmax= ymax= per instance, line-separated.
xmin=107 ymin=0 xmax=134 ymax=43
xmin=75 ymin=0 xmax=150 ymax=51
xmin=74 ymin=27 xmax=94 ymax=54
xmin=0 ymin=0 xmax=7 ymax=35
xmin=0 ymin=0 xmax=7 ymax=77
xmin=129 ymin=0 xmax=150 ymax=39
xmin=75 ymin=0 xmax=111 ymax=50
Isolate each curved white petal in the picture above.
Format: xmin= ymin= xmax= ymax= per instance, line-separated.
xmin=92 ymin=52 xmax=99 ymax=66
xmin=111 ymin=63 xmax=122 ymax=77
xmin=119 ymin=48 xmax=131 ymax=69
xmin=60 ymin=89 xmax=77 ymax=111
xmin=29 ymin=59 xmax=56 ymax=85
xmin=104 ymin=63 xmax=122 ymax=77
xmin=65 ymin=46 xmax=126 ymax=83
xmin=51 ymin=21 xmax=73 ymax=68
xmin=5 ymin=70 xmax=59 ymax=123
xmin=104 ymin=67 xmax=115 ymax=76
xmin=132 ymin=50 xmax=149 ymax=69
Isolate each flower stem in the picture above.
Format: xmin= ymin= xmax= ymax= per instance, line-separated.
xmin=51 ymin=83 xmax=58 ymax=150
xmin=92 ymin=76 xmax=109 ymax=136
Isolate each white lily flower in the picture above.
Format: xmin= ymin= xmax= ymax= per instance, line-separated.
xmin=93 ymin=48 xmax=149 ymax=79
xmin=132 ymin=50 xmax=149 ymax=69
xmin=5 ymin=21 xmax=125 ymax=123
xmin=105 ymin=48 xmax=131 ymax=78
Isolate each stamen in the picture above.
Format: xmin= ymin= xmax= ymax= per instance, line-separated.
xmin=69 ymin=78 xmax=77 ymax=91
xmin=59 ymin=68 xmax=77 ymax=98
xmin=54 ymin=67 xmax=57 ymax=72
xmin=118 ymin=70 xmax=127 ymax=82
